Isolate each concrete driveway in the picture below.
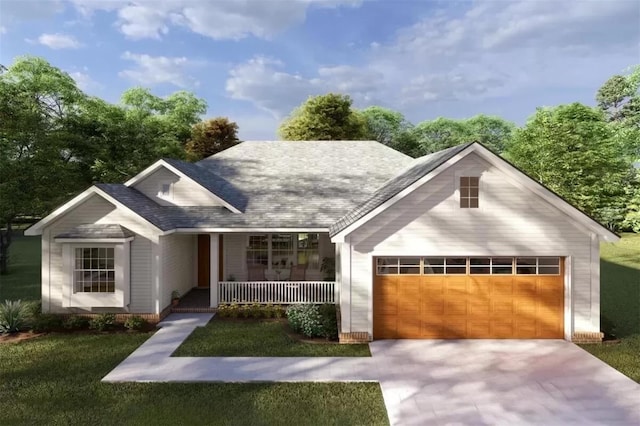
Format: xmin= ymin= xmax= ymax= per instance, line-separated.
xmin=370 ymin=339 xmax=640 ymax=425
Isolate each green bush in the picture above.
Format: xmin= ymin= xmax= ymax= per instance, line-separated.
xmin=63 ymin=315 xmax=90 ymax=330
xmin=0 ymin=300 xmax=30 ymax=333
xmin=217 ymin=303 xmax=287 ymax=319
xmin=89 ymin=313 xmax=116 ymax=331
xmin=30 ymin=314 xmax=64 ymax=332
xmin=124 ymin=316 xmax=147 ymax=331
xmin=286 ymin=304 xmax=337 ymax=339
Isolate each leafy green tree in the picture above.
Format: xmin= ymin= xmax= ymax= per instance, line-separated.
xmin=596 ymin=65 xmax=640 ymax=125
xmin=411 ymin=117 xmax=472 ymax=154
xmin=360 ymin=106 xmax=412 ymax=145
xmin=505 ymin=103 xmax=630 ymax=223
xmin=279 ymin=93 xmax=368 ymax=140
xmin=186 ymin=117 xmax=240 ymax=161
xmin=0 ymin=56 xmax=88 ymax=273
xmin=412 ymin=115 xmax=514 ymax=155
xmin=74 ymin=88 xmax=207 ymax=182
xmin=466 ymin=115 xmax=515 ymax=153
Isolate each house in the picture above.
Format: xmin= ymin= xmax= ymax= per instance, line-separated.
xmin=25 ymin=141 xmax=619 ymax=342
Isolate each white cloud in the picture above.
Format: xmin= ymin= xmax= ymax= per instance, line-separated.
xmin=69 ymin=0 xmax=361 ymax=40
xmin=0 ymin=26 xmax=6 ymax=34
xmin=226 ymin=0 xmax=639 ymax=123
xmin=226 ymin=56 xmax=383 ymax=117
xmin=34 ymin=33 xmax=83 ymax=49
xmin=119 ymin=51 xmax=197 ymax=88
xmin=69 ymin=70 xmax=102 ymax=92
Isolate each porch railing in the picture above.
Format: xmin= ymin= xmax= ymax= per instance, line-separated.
xmin=218 ymin=281 xmax=336 ymax=304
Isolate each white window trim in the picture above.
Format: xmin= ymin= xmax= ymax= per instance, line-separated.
xmin=454 ymin=169 xmax=484 ymax=212
xmin=157 ymin=181 xmax=174 ymax=200
xmin=62 ymin=242 xmax=130 ymax=308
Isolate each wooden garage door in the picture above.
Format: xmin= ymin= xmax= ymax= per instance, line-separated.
xmin=373 ymin=257 xmax=564 ymax=339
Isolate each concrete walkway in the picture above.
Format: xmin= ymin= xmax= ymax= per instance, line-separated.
xmin=103 ymin=314 xmax=640 ymax=425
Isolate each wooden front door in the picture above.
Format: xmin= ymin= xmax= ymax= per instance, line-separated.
xmin=197 ymin=235 xmax=210 ymax=287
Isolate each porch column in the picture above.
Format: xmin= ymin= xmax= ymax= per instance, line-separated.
xmin=210 ymin=233 xmax=219 ymax=308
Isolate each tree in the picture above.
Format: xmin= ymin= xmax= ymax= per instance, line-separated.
xmin=360 ymin=106 xmax=412 ymax=145
xmin=411 ymin=117 xmax=473 ymax=154
xmin=596 ymin=66 xmax=640 ymax=124
xmin=466 ymin=115 xmax=515 ymax=153
xmin=279 ymin=93 xmax=368 ymax=140
xmin=75 ymin=88 xmax=207 ymax=182
xmin=185 ymin=117 xmax=240 ymax=161
xmin=412 ymin=115 xmax=515 ymax=156
xmin=0 ymin=56 xmax=89 ymax=273
xmin=505 ymin=103 xmax=630 ymax=223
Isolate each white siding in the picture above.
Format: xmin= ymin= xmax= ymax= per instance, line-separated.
xmin=160 ymin=234 xmax=196 ymax=309
xmin=133 ymin=166 xmax=224 ymax=207
xmin=44 ymin=194 xmax=158 ymax=314
xmin=345 ymin=153 xmax=597 ymax=337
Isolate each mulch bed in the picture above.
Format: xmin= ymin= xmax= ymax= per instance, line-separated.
xmin=0 ymin=331 xmax=47 ymax=344
xmin=215 ymin=316 xmax=340 ymax=344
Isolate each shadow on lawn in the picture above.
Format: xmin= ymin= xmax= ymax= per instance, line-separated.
xmin=601 ymin=259 xmax=640 ymax=338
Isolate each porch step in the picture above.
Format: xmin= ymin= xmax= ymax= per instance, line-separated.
xmin=171 ymin=307 xmax=217 ymax=314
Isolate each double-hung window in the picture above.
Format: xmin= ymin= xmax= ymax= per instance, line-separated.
xmin=247 ymin=233 xmax=321 ymax=269
xmin=74 ymin=247 xmax=115 ymax=293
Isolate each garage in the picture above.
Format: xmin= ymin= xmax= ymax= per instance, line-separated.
xmin=373 ymin=256 xmax=564 ymax=339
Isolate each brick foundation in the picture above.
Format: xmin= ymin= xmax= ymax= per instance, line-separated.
xmin=335 ymin=304 xmax=372 ymax=343
xmin=572 ymin=332 xmax=604 ymax=343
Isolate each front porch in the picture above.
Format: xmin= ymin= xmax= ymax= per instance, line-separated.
xmin=167 ymin=231 xmax=337 ymax=309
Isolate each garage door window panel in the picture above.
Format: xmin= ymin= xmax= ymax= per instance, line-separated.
xmin=399 ymin=257 xmax=421 ymax=274
xmin=377 ymin=257 xmax=399 ymax=275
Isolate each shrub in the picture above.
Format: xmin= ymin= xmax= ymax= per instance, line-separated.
xmin=124 ymin=316 xmax=147 ymax=331
xmin=31 ymin=314 xmax=64 ymax=332
xmin=286 ymin=304 xmax=337 ymax=339
xmin=23 ymin=300 xmax=42 ymax=319
xmin=273 ymin=305 xmax=286 ymax=319
xmin=0 ymin=300 xmax=30 ymax=333
xmin=63 ymin=315 xmax=90 ymax=330
xmin=89 ymin=313 xmax=116 ymax=331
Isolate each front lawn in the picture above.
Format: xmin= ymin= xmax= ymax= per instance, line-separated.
xmin=581 ymin=233 xmax=640 ymax=384
xmin=173 ymin=318 xmax=371 ymax=357
xmin=600 ymin=233 xmax=640 ymax=337
xmin=0 ymin=333 xmax=388 ymax=425
xmin=0 ymin=235 xmax=40 ymax=302
xmin=579 ymin=335 xmax=640 ymax=383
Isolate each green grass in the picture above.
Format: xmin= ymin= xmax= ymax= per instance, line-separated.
xmin=173 ymin=318 xmax=371 ymax=357
xmin=0 ymin=333 xmax=388 ymax=425
xmin=579 ymin=335 xmax=640 ymax=383
xmin=0 ymin=235 xmax=41 ymax=302
xmin=600 ymin=233 xmax=640 ymax=338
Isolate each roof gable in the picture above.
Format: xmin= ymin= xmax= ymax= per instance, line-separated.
xmin=330 ymin=142 xmax=619 ymax=242
xmin=125 ymin=159 xmax=246 ymax=213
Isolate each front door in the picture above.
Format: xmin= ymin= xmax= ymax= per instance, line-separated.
xmin=197 ymin=234 xmax=210 ymax=287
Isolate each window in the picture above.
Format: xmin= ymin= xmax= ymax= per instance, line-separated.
xmin=377 ymin=257 xmax=560 ymax=275
xmin=423 ymin=257 xmax=467 ymax=274
xmin=272 ymin=234 xmax=294 ymax=268
xmin=247 ymin=234 xmax=322 ymax=270
xmin=74 ymin=248 xmax=115 ymax=293
xmin=158 ymin=182 xmax=172 ymax=199
xmin=376 ymin=257 xmax=421 ymax=275
xmin=517 ymin=257 xmax=560 ymax=275
xmin=297 ymin=233 xmax=320 ymax=268
xmin=460 ymin=176 xmax=479 ymax=208
xmin=247 ymin=235 xmax=268 ymax=266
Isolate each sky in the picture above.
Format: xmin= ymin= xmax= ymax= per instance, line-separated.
xmin=0 ymin=0 xmax=638 ymax=140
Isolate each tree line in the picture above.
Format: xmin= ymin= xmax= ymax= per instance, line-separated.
xmin=0 ymin=56 xmax=638 ymax=272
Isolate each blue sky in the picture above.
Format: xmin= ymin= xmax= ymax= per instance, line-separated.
xmin=0 ymin=0 xmax=638 ymax=140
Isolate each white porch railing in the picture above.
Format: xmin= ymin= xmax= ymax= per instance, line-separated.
xmin=218 ymin=281 xmax=336 ymax=304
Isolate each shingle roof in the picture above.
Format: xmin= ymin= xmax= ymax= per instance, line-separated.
xmin=161 ymin=158 xmax=248 ymax=212
xmin=196 ymin=140 xmax=413 ymax=228
xmin=92 ymin=141 xmax=414 ymax=230
xmin=55 ymin=224 xmax=135 ymax=239
xmin=329 ymin=142 xmax=474 ymax=236
xmin=95 ymin=184 xmax=175 ymax=231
